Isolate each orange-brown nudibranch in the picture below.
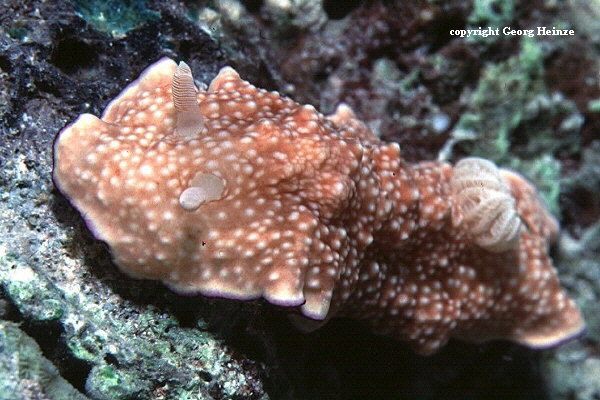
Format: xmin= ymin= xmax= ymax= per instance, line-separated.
xmin=54 ymin=58 xmax=584 ymax=354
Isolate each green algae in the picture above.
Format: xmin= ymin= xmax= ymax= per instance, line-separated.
xmin=466 ymin=0 xmax=514 ymax=43
xmin=450 ymin=37 xmax=582 ymax=216
xmin=506 ymin=155 xmax=562 ymax=217
xmin=86 ymin=365 xmax=144 ymax=400
xmin=588 ymin=99 xmax=600 ymax=113
xmin=0 ymin=218 xmax=262 ymax=399
xmin=6 ymin=26 xmax=28 ymax=41
xmin=452 ymin=37 xmax=544 ymax=158
xmin=71 ymin=0 xmax=159 ymax=38
xmin=5 ymin=265 xmax=64 ymax=322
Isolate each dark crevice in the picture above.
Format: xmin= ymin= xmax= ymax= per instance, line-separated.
xmin=323 ymin=0 xmax=364 ymax=20
xmin=198 ymin=370 xmax=213 ymax=382
xmin=241 ymin=0 xmax=264 ymax=13
xmin=425 ymin=13 xmax=467 ymax=54
xmin=50 ymin=37 xmax=98 ymax=75
xmin=0 ymin=54 xmax=13 ymax=73
xmin=1 ymin=291 xmax=91 ymax=393
xmin=226 ymin=332 xmax=268 ymax=361
xmin=24 ymin=320 xmax=91 ymax=393
xmin=258 ymin=313 xmax=550 ymax=400
xmin=104 ymin=352 xmax=120 ymax=367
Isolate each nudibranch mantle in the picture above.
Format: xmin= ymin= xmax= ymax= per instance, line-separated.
xmin=53 ymin=57 xmax=584 ymax=354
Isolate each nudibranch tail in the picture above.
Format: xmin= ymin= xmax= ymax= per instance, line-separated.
xmin=172 ymin=61 xmax=204 ymax=139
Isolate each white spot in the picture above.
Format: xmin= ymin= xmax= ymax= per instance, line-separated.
xmin=140 ymin=164 xmax=154 ymax=177
xmin=268 ymin=272 xmax=280 ymax=281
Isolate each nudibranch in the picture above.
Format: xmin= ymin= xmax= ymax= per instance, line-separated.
xmin=53 ymin=58 xmax=584 ymax=354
